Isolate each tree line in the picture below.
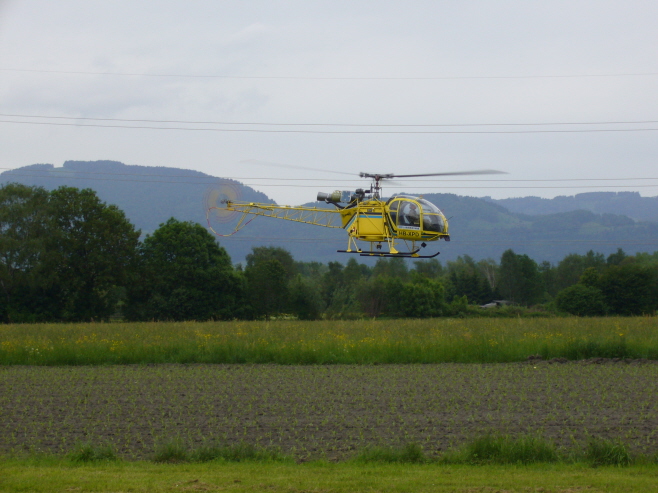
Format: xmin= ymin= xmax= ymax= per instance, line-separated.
xmin=1 ymin=183 xmax=657 ymax=323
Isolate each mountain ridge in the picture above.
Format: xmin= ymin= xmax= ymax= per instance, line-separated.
xmin=3 ymin=160 xmax=657 ymax=264
xmin=486 ymin=192 xmax=658 ymax=223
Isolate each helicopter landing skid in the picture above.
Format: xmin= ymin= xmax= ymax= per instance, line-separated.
xmin=358 ymin=250 xmax=440 ymax=258
xmin=337 ymin=248 xmax=440 ymax=258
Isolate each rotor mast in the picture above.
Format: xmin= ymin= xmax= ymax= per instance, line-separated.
xmin=359 ymin=172 xmax=393 ymax=199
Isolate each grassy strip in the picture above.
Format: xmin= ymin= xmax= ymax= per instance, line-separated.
xmin=354 ymin=436 xmax=649 ymax=467
xmin=2 ymin=459 xmax=658 ymax=493
xmin=1 ymin=317 xmax=657 ymax=365
xmin=68 ymin=441 xmax=119 ymax=463
xmin=353 ymin=443 xmax=427 ymax=464
xmin=62 ymin=436 xmax=656 ymax=467
xmin=444 ymin=435 xmax=643 ymax=467
xmin=444 ymin=435 xmax=560 ymax=464
xmin=152 ymin=440 xmax=290 ymax=463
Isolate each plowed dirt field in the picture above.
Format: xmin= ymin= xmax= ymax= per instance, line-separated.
xmin=2 ymin=360 xmax=657 ymax=460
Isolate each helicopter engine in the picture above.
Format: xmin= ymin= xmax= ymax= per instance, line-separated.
xmin=317 ymin=189 xmax=367 ymax=204
xmin=316 ymin=190 xmax=347 ymax=203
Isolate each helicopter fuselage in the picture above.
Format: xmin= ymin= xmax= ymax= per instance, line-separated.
xmin=336 ymin=195 xmax=449 ymax=256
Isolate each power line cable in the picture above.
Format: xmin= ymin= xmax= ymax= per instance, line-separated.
xmin=3 ymin=112 xmax=658 ymax=128
xmin=3 ymin=67 xmax=658 ymax=80
xmin=2 ymin=171 xmax=658 ymax=189
xmin=2 ymin=119 xmax=658 ymax=134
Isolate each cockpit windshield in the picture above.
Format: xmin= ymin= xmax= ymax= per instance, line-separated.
xmin=397 ymin=200 xmax=421 ymax=227
xmin=423 ymin=214 xmax=445 ymax=232
xmin=418 ymin=198 xmax=441 ymax=214
xmin=387 ymin=196 xmax=446 ymax=233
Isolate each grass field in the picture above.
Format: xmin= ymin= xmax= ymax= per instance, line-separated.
xmin=2 ymin=317 xmax=657 ymax=490
xmin=1 ymin=317 xmax=656 ymax=365
xmin=2 ymin=460 xmax=658 ymax=492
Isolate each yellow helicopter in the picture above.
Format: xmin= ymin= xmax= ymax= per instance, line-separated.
xmin=207 ymin=169 xmax=503 ymax=258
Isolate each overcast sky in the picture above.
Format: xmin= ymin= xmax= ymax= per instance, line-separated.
xmin=1 ymin=0 xmax=657 ymax=205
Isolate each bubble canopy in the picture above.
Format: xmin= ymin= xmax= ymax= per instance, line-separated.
xmin=387 ymin=195 xmax=446 ymax=234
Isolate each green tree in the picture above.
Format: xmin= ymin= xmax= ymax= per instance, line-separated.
xmin=47 ymin=187 xmax=140 ymax=321
xmin=634 ymin=251 xmax=658 ymax=266
xmin=599 ymin=263 xmax=657 ymax=315
xmin=579 ymin=267 xmax=601 ymax=288
xmin=555 ymin=284 xmax=607 ymax=316
xmin=125 ymin=218 xmax=243 ymax=321
xmin=498 ymin=249 xmax=543 ymax=306
xmin=448 ymin=270 xmax=492 ymax=304
xmin=320 ymin=261 xmax=363 ymax=318
xmin=321 ymin=261 xmax=345 ymax=309
xmin=539 ymin=261 xmax=557 ymax=298
xmin=554 ymin=250 xmax=605 ymax=292
xmin=607 ymin=248 xmax=627 ymax=266
xmin=447 ymin=294 xmax=469 ymax=316
xmin=447 ymin=255 xmax=493 ymax=304
xmin=288 ymin=274 xmax=324 ymax=320
xmin=0 ymin=184 xmax=53 ymax=322
xmin=343 ymin=258 xmax=371 ymax=285
xmin=294 ymin=261 xmax=327 ymax=281
xmin=398 ymin=277 xmax=445 ymax=318
xmin=245 ymin=257 xmax=290 ymax=320
xmin=478 ymin=258 xmax=499 ymax=296
xmin=357 ymin=276 xmax=403 ymax=318
xmin=372 ymin=257 xmax=409 ymax=280
xmin=411 ymin=259 xmax=443 ymax=279
xmin=246 ymin=246 xmax=296 ymax=279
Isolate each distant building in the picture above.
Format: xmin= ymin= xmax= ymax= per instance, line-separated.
xmin=479 ymin=300 xmax=512 ymax=309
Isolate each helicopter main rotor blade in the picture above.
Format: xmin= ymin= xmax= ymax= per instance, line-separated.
xmin=240 ymin=159 xmax=355 ymax=176
xmin=392 ymin=169 xmax=507 ymax=178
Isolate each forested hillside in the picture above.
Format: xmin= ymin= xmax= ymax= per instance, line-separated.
xmin=423 ymin=193 xmax=658 ymax=263
xmin=3 ymin=160 xmax=658 ymax=264
xmin=487 ymin=192 xmax=658 ymax=223
xmin=1 ymin=160 xmax=271 ymax=233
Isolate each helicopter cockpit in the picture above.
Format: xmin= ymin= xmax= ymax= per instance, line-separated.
xmin=387 ymin=195 xmax=447 ymax=235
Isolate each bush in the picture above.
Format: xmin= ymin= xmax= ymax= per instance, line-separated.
xmin=354 ymin=443 xmax=427 ymax=463
xmin=67 ymin=441 xmax=118 ymax=463
xmin=153 ymin=440 xmax=287 ymax=463
xmin=190 ymin=442 xmax=288 ymax=462
xmin=456 ymin=435 xmax=559 ymax=464
xmin=585 ymin=438 xmax=633 ymax=466
xmin=555 ymin=284 xmax=607 ymax=316
xmin=599 ymin=264 xmax=658 ymax=315
xmin=153 ymin=439 xmax=190 ymax=463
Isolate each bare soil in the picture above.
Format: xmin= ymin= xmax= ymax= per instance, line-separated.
xmin=1 ymin=361 xmax=657 ymax=460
